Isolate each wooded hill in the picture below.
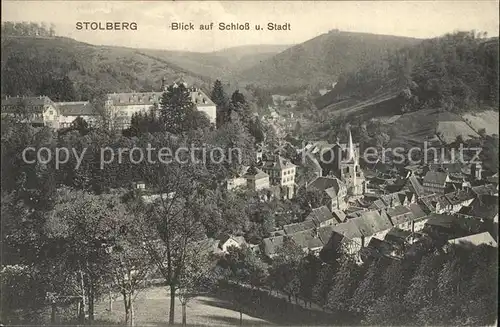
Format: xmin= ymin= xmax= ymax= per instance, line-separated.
xmin=0 ymin=36 xmax=210 ymax=101
xmin=317 ymin=31 xmax=499 ymax=114
xmin=0 ymin=34 xmax=291 ymax=101
xmin=234 ymin=30 xmax=420 ymax=89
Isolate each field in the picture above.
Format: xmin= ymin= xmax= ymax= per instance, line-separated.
xmin=385 ymin=108 xmax=481 ymax=146
xmin=95 ymin=287 xmax=268 ymax=326
xmin=462 ymin=110 xmax=500 ymax=136
xmin=92 ymin=285 xmax=346 ymax=326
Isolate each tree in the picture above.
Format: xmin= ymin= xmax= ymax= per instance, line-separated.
xmin=295 ymin=187 xmax=327 ymax=219
xmin=177 ymin=242 xmax=217 ymax=326
xmin=43 ymin=189 xmax=126 ymax=322
xmin=312 ymin=263 xmax=337 ymax=306
xmin=218 ymin=245 xmax=268 ymax=326
xmin=70 ymin=116 xmax=90 ymax=135
xmin=268 ymin=238 xmax=304 ymax=302
xmin=350 ymin=258 xmax=388 ymax=315
xmin=160 ymin=84 xmax=197 ymax=134
xmin=230 ymin=90 xmax=253 ymax=129
xmin=326 ymin=257 xmax=363 ymax=312
xmin=132 ymin=157 xmax=213 ymax=325
xmin=404 ymin=252 xmax=446 ymax=323
xmin=211 ymin=80 xmax=229 ymax=128
xmin=109 ymin=233 xmax=152 ymax=326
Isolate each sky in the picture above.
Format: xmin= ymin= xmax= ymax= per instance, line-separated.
xmin=2 ymin=1 xmax=499 ymax=52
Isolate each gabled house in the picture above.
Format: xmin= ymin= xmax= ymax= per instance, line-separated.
xmin=422 ymin=171 xmax=450 ymax=194
xmin=306 ymin=176 xmax=348 ymax=211
xmin=226 ymin=165 xmax=250 ymax=190
xmin=350 ymin=210 xmax=394 ymax=245
xmin=218 ymin=234 xmax=247 ymax=253
xmin=332 ymin=209 xmax=347 ymax=223
xmin=56 ymin=101 xmax=97 ymax=128
xmin=458 ymin=194 xmax=499 ymax=223
xmin=288 ymin=230 xmax=324 ymax=255
xmin=305 ymin=206 xmax=336 ymax=227
xmin=322 ymin=219 xmax=364 ymax=257
xmin=283 ymin=220 xmax=316 ymax=235
xmin=260 ymin=155 xmax=296 ymax=198
xmin=407 ymin=174 xmax=426 ymax=199
xmin=444 ymin=190 xmax=475 ymax=213
xmin=244 ymin=165 xmax=270 ymax=191
xmin=261 ymin=235 xmax=284 ymax=258
xmin=1 ymin=95 xmax=60 ymax=128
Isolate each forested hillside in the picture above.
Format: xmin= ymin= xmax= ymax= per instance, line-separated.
xmin=318 ymin=31 xmax=499 ymax=113
xmin=1 ymin=36 xmax=209 ymax=101
xmin=235 ymin=30 xmax=420 ymax=89
xmin=139 ymin=44 xmax=292 ymax=81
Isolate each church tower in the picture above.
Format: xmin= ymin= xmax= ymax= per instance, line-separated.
xmin=338 ymin=130 xmax=365 ymax=196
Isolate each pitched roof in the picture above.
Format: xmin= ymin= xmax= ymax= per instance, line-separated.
xmin=386 ymin=205 xmax=413 ymax=225
xmin=106 ymin=88 xmax=215 ymax=107
xmin=458 ymin=195 xmax=498 ymax=220
xmin=1 ymin=96 xmax=55 ymax=113
xmin=420 ymin=193 xmax=451 ymax=211
xmin=380 ymin=193 xmax=402 ymax=207
xmin=370 ymin=199 xmax=387 ymax=210
xmin=261 ymin=155 xmax=296 ymax=170
xmin=317 ymin=225 xmax=335 ymax=244
xmin=244 ymin=166 xmax=269 ymax=179
xmin=408 ymin=203 xmax=428 ymax=220
xmin=332 ymin=219 xmax=363 ymax=239
xmin=424 ymin=213 xmax=457 ymax=228
xmin=283 ymin=220 xmax=316 ymax=235
xmin=385 ymin=227 xmax=412 ymax=244
xmin=289 ymin=230 xmax=324 ymax=250
xmin=444 ymin=190 xmax=474 ymax=205
xmin=365 ymin=238 xmax=395 ymax=256
xmin=262 ymin=235 xmax=284 ymax=257
xmin=447 ymin=232 xmax=497 ymax=247
xmin=307 ymin=176 xmax=342 ymax=192
xmin=471 ymin=184 xmax=498 ymax=196
xmin=332 ymin=210 xmax=347 ymax=223
xmin=423 ymin=171 xmax=449 ymax=186
xmin=305 ymin=206 xmax=335 ymax=226
xmin=218 ymin=234 xmax=246 ymax=248
xmin=56 ymin=101 xmax=96 ymax=116
xmin=107 ymin=92 xmax=162 ymax=106
xmin=350 ymin=210 xmax=393 ymax=236
xmin=407 ymin=175 xmax=426 ymax=198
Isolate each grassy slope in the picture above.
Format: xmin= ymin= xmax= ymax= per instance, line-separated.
xmin=314 ymin=93 xmax=496 ymax=146
xmin=236 ymin=31 xmax=420 ymax=88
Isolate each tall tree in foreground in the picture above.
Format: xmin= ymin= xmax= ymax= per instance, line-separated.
xmin=43 ymin=189 xmax=126 ymax=323
xmin=211 ymin=79 xmax=229 ymax=128
xmin=160 ymin=84 xmax=197 ymax=134
xmin=230 ymin=90 xmax=253 ymax=129
xmin=218 ymin=245 xmax=269 ymax=326
xmin=177 ymin=241 xmax=217 ymax=327
xmin=109 ymin=232 xmax=152 ymax=326
xmin=132 ymin=155 xmax=213 ymax=325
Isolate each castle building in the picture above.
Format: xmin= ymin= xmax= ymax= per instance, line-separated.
xmin=2 ymin=79 xmax=217 ymax=131
xmin=106 ymin=79 xmax=216 ymax=129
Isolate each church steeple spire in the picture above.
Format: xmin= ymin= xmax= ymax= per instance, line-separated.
xmin=347 ymin=129 xmax=355 ymax=162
